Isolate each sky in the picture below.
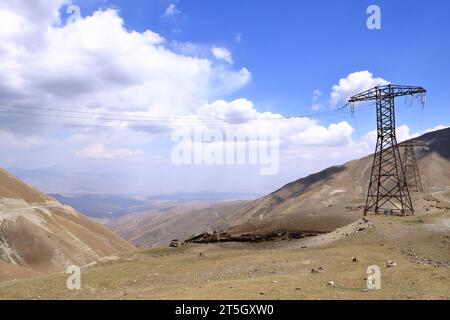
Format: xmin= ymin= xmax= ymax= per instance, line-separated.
xmin=0 ymin=0 xmax=448 ymax=195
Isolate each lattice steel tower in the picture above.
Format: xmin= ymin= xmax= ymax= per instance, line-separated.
xmin=347 ymin=85 xmax=426 ymax=216
xmin=399 ymin=141 xmax=426 ymax=193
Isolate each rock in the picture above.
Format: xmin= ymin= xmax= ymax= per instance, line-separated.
xmin=311 ymin=268 xmax=320 ymax=274
xmin=327 ymin=281 xmax=336 ymax=288
xmin=288 ymin=232 xmax=305 ymax=239
xmin=295 ymin=287 xmax=302 ymax=291
xmin=199 ymin=251 xmax=207 ymax=257
xmin=385 ymin=260 xmax=397 ymax=268
xmin=259 ymin=292 xmax=265 ymax=295
xmin=169 ymin=239 xmax=182 ymax=248
xmin=352 ymin=257 xmax=359 ymax=262
xmin=271 ymin=280 xmax=278 ymax=284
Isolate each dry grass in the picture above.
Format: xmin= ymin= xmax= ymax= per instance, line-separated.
xmin=1 ymin=210 xmax=449 ymax=300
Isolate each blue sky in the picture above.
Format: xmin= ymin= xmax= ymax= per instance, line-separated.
xmin=0 ymin=0 xmax=448 ymax=195
xmin=69 ymin=0 xmax=450 ymax=133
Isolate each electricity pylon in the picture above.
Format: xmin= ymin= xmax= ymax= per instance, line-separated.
xmin=399 ymin=141 xmax=426 ymax=193
xmin=346 ymin=85 xmax=426 ymax=216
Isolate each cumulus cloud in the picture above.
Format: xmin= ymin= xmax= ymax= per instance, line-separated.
xmin=211 ymin=46 xmax=233 ymax=64
xmin=330 ymin=71 xmax=390 ymax=107
xmin=0 ymin=1 xmax=250 ymax=125
xmin=1 ymin=1 xmax=446 ymax=194
xmin=77 ymin=144 xmax=145 ymax=160
xmin=362 ymin=124 xmax=449 ymax=151
xmin=193 ymin=99 xmax=354 ymax=150
xmin=289 ymin=122 xmax=354 ymax=146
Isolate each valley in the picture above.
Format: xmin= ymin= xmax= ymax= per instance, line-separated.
xmin=1 ymin=128 xmax=449 ymax=299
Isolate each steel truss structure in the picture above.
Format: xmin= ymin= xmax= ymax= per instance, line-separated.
xmin=347 ymin=85 xmax=426 ymax=216
xmin=399 ymin=141 xmax=427 ymax=193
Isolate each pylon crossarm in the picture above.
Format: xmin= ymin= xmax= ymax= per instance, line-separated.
xmin=348 ymin=85 xmax=426 ymax=103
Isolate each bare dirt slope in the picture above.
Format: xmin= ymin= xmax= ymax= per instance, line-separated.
xmin=0 ymin=168 xmax=136 ymax=281
xmin=106 ymin=201 xmax=249 ymax=248
xmin=219 ymin=127 xmax=450 ymax=234
xmin=1 ymin=199 xmax=448 ymax=300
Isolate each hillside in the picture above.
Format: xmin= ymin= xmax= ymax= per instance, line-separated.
xmin=0 ymin=128 xmax=448 ymax=299
xmin=2 ymin=207 xmax=449 ymax=300
xmin=106 ymin=201 xmax=249 ymax=248
xmin=0 ymin=168 xmax=136 ymax=281
xmin=218 ymin=127 xmax=450 ymax=234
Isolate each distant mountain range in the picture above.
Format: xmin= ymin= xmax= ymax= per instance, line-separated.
xmin=50 ymin=192 xmax=260 ymax=219
xmin=7 ymin=164 xmax=261 ymax=219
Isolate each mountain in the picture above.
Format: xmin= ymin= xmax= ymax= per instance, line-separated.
xmin=218 ymin=127 xmax=450 ymax=234
xmin=50 ymin=192 xmax=260 ymax=219
xmin=0 ymin=168 xmax=136 ymax=281
xmin=50 ymin=194 xmax=147 ymax=219
xmin=106 ymin=201 xmax=249 ymax=248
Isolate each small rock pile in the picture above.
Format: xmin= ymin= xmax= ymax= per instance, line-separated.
xmin=169 ymin=239 xmax=182 ymax=248
xmin=404 ymin=247 xmax=450 ymax=268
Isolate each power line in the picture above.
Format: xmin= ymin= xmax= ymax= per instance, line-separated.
xmin=0 ymin=102 xmax=376 ymax=126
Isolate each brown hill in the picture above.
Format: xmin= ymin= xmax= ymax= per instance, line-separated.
xmin=106 ymin=201 xmax=249 ymax=248
xmin=218 ymin=127 xmax=450 ymax=234
xmin=0 ymin=168 xmax=136 ymax=281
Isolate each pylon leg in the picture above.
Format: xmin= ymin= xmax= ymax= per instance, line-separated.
xmin=403 ymin=146 xmax=423 ymax=193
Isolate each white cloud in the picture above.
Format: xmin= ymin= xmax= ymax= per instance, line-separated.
xmin=211 ymin=46 xmax=233 ymax=64
xmin=77 ymin=144 xmax=145 ymax=160
xmin=423 ymin=124 xmax=449 ymax=133
xmin=163 ymin=4 xmax=181 ymax=17
xmin=362 ymin=124 xmax=449 ymax=151
xmin=289 ymin=122 xmax=354 ymax=146
xmin=0 ymin=1 xmax=446 ymax=194
xmin=363 ymin=125 xmax=416 ymax=150
xmin=194 ymin=99 xmax=354 ymax=149
xmin=0 ymin=2 xmax=250 ymax=127
xmin=330 ymin=71 xmax=390 ymax=107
